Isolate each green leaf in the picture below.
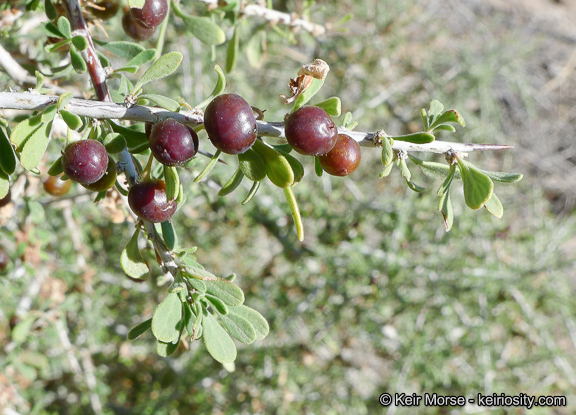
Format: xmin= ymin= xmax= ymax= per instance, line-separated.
xmin=202 ymin=311 xmax=237 ymax=363
xmin=40 ymin=105 xmax=57 ymax=123
xmin=433 ymin=124 xmax=456 ymax=133
xmin=431 ymin=109 xmax=466 ymax=129
xmin=438 ymin=188 xmax=454 ymax=232
xmin=186 ymin=277 xmax=207 ymax=293
xmin=242 ymin=180 xmax=260 ymax=205
xmin=219 ymin=313 xmax=256 ymax=344
xmin=60 ymin=110 xmax=82 ymax=130
xmin=139 ymin=94 xmax=180 ymax=112
xmin=126 ymin=49 xmax=156 ymax=67
xmin=0 ymin=171 xmax=9 ymax=201
xmin=284 ymin=186 xmax=304 ymax=241
xmin=314 ymin=156 xmax=323 ymax=177
xmin=398 ymin=158 xmax=411 ymax=181
xmin=278 ymin=150 xmax=304 ymax=183
xmin=315 ymin=97 xmax=341 ymax=117
xmin=42 ymin=22 xmax=65 ymax=38
xmin=226 ymin=24 xmax=239 ymax=73
xmin=152 ymin=292 xmax=183 ymax=343
xmin=164 ymin=166 xmax=180 ymax=201
xmin=238 ymin=149 xmax=267 ymax=182
xmin=57 ymin=16 xmax=72 ymax=38
xmin=194 ymin=150 xmax=221 ymax=182
xmin=57 ymin=92 xmax=73 ymax=110
xmin=11 ymin=316 xmax=37 ymax=344
xmin=477 ymin=169 xmax=523 ymax=183
xmin=70 ymin=45 xmax=87 ymax=74
xmin=389 ymin=132 xmax=435 ymax=144
xmin=103 ymin=133 xmax=127 ymax=154
xmin=45 ymin=0 xmax=57 ymax=20
xmin=195 ymin=65 xmax=226 ymax=110
xmin=47 ymin=156 xmax=64 ymax=176
xmin=484 ymin=193 xmax=504 ymax=218
xmin=204 ymin=279 xmax=244 ymax=306
xmin=406 ymin=178 xmax=426 ymax=193
xmin=293 ymin=77 xmax=324 ymax=112
xmin=98 ymin=40 xmax=145 ymax=59
xmin=34 ymin=71 xmax=45 ymax=92
xmin=187 ymin=303 xmax=203 ymax=339
xmin=428 ymin=100 xmax=444 ymax=126
xmin=409 ymin=156 xmax=453 ymax=180
xmin=128 ymin=318 xmax=152 ymax=340
xmin=109 ymin=121 xmax=148 ymax=150
xmin=179 ymin=14 xmax=226 ymax=45
xmin=71 ymin=35 xmax=88 ymax=51
xmin=379 ymin=162 xmax=393 ymax=178
xmin=457 ymin=159 xmax=494 ymax=210
xmin=156 ymin=340 xmax=179 ymax=357
xmin=120 ymin=229 xmax=149 ymax=280
xmin=253 ymin=140 xmax=294 ymax=188
xmin=182 ymin=265 xmax=218 ymax=281
xmin=437 ymin=164 xmax=457 ymax=196
xmin=161 ymin=221 xmax=178 ymax=251
xmin=381 ymin=136 xmax=394 ymax=167
xmin=20 ymin=121 xmax=52 ymax=171
xmin=218 ymin=168 xmax=244 ymax=196
xmin=206 ymin=294 xmax=229 ymax=315
xmin=0 ymin=128 xmax=16 ymax=175
xmin=11 ymin=115 xmax=43 ymax=149
xmin=133 ymin=51 xmax=183 ymax=94
xmin=228 ymin=305 xmax=269 ymax=340
xmin=341 ymin=111 xmax=358 ymax=130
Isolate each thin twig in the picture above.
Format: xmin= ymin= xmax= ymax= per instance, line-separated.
xmin=0 ymin=91 xmax=514 ymax=153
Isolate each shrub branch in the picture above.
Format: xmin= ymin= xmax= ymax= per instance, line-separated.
xmin=0 ymin=91 xmax=513 ymax=154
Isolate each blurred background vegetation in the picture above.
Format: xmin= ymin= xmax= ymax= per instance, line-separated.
xmin=1 ymin=0 xmax=576 ymax=413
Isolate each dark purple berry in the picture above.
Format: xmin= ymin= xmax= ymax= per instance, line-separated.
xmin=88 ymin=0 xmax=120 ymax=20
xmin=128 ymin=180 xmax=176 ymax=223
xmin=122 ymin=10 xmax=155 ymax=41
xmin=44 ymin=176 xmax=72 ymax=196
xmin=204 ymin=94 xmax=258 ymax=155
xmin=318 ymin=134 xmax=362 ymax=176
xmin=149 ymin=119 xmax=199 ymax=166
xmin=285 ymin=106 xmax=338 ymax=156
xmin=0 ymin=189 xmax=10 ymax=208
xmin=82 ymin=160 xmax=117 ymax=192
xmin=61 ymin=140 xmax=109 ymax=185
xmin=130 ymin=0 xmax=167 ymax=28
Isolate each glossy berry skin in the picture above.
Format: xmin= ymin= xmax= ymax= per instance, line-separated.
xmin=44 ymin=176 xmax=72 ymax=196
xmin=62 ymin=140 xmax=109 ymax=185
xmin=0 ymin=247 xmax=9 ymax=272
xmin=82 ymin=160 xmax=117 ymax=192
xmin=128 ymin=180 xmax=176 ymax=223
xmin=130 ymin=0 xmax=168 ymax=28
xmin=318 ymin=134 xmax=362 ymax=176
xmin=0 ymin=189 xmax=10 ymax=208
xmin=88 ymin=0 xmax=120 ymax=20
xmin=149 ymin=119 xmax=199 ymax=166
xmin=204 ymin=94 xmax=258 ymax=155
xmin=122 ymin=11 xmax=155 ymax=41
xmin=285 ymin=106 xmax=338 ymax=156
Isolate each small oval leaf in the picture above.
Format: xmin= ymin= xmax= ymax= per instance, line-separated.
xmin=238 ymin=149 xmax=267 ymax=182
xmin=202 ymin=311 xmax=237 ymax=364
xmin=220 ymin=313 xmax=256 ymax=344
xmin=228 ymin=305 xmax=269 ymax=340
xmin=0 ymin=128 xmax=16 ymax=175
xmin=204 ymin=279 xmax=244 ymax=306
xmin=133 ymin=51 xmax=183 ymax=93
xmin=152 ymin=292 xmax=183 ymax=343
xmin=20 ymin=121 xmax=52 ymax=171
xmin=128 ymin=318 xmax=152 ymax=340
xmin=120 ymin=229 xmax=149 ymax=280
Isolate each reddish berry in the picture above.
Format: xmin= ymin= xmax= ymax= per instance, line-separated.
xmin=285 ymin=106 xmax=338 ymax=156
xmin=0 ymin=247 xmax=9 ymax=272
xmin=82 ymin=160 xmax=117 ymax=192
xmin=130 ymin=0 xmax=167 ymax=28
xmin=62 ymin=140 xmax=109 ymax=185
xmin=318 ymin=134 xmax=362 ymax=176
xmin=149 ymin=120 xmax=199 ymax=166
xmin=128 ymin=180 xmax=176 ymax=223
xmin=204 ymin=94 xmax=258 ymax=155
xmin=44 ymin=176 xmax=72 ymax=196
xmin=0 ymin=189 xmax=10 ymax=208
xmin=122 ymin=10 xmax=155 ymax=41
xmin=88 ymin=0 xmax=120 ymax=20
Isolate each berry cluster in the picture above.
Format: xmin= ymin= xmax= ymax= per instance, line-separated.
xmin=285 ymin=106 xmax=361 ymax=176
xmin=122 ymin=0 xmax=168 ymax=41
